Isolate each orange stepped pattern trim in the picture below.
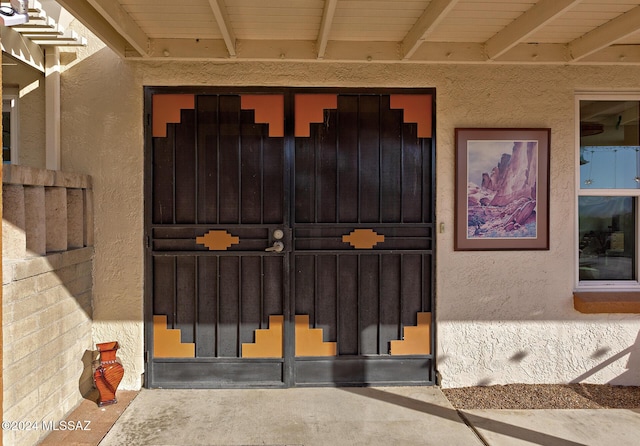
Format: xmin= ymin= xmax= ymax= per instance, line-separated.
xmin=152 ymin=94 xmax=195 ymax=137
xmin=295 ymin=315 xmax=337 ymax=357
xmin=389 ymin=94 xmax=432 ymax=138
xmin=390 ymin=312 xmax=431 ymax=355
xmin=153 ymin=315 xmax=195 ymax=358
xmin=196 ymin=230 xmax=240 ymax=250
xmin=240 ymin=95 xmax=285 ymax=137
xmin=241 ymin=315 xmax=284 ymax=358
xmin=342 ymin=229 xmax=385 ymax=249
xmin=294 ymin=94 xmax=338 ymax=137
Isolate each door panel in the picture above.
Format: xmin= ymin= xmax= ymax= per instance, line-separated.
xmin=292 ymin=92 xmax=434 ymax=385
xmin=147 ymin=91 xmax=288 ymax=388
xmin=146 ymin=88 xmax=435 ymax=388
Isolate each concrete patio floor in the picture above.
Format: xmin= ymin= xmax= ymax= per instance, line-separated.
xmin=39 ymin=386 xmax=640 ymax=446
xmin=98 ymin=386 xmax=483 ymax=446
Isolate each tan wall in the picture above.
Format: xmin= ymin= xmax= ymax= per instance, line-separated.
xmin=2 ymin=166 xmax=94 ymax=445
xmin=2 ymin=247 xmax=93 ymax=446
xmin=18 ymin=81 xmax=46 ymax=168
xmin=60 ymin=31 xmax=640 ymax=388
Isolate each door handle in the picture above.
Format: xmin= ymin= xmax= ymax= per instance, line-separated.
xmin=265 ymin=241 xmax=284 ymax=253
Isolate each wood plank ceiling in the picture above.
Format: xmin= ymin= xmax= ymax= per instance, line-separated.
xmin=55 ymin=0 xmax=640 ymax=64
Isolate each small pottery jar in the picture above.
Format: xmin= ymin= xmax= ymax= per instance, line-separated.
xmin=93 ymin=341 xmax=124 ymax=407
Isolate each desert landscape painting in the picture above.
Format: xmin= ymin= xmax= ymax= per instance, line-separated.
xmin=466 ymin=139 xmax=538 ymax=239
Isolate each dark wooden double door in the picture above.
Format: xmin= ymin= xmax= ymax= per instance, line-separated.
xmin=145 ymin=87 xmax=435 ymax=388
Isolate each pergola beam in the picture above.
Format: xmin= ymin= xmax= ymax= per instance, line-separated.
xmin=208 ymin=0 xmax=236 ymax=57
xmin=87 ymin=0 xmax=149 ymax=57
xmin=568 ymin=5 xmax=640 ymax=62
xmin=45 ymin=47 xmax=61 ymax=171
xmin=317 ymin=0 xmax=338 ymax=59
xmin=401 ymin=0 xmax=459 ymax=60
xmin=485 ymin=0 xmax=581 ymax=60
xmin=0 ymin=25 xmax=45 ymax=72
xmin=56 ymin=0 xmax=141 ymax=57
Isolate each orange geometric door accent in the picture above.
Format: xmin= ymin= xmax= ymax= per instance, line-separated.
xmin=240 ymin=95 xmax=285 ymax=137
xmin=342 ymin=229 xmax=385 ymax=249
xmin=153 ymin=315 xmax=195 ymax=358
xmin=295 ymin=315 xmax=337 ymax=356
xmin=294 ymin=94 xmax=338 ymax=137
xmin=390 ymin=94 xmax=432 ymax=138
xmin=152 ymin=94 xmax=195 ymax=137
xmin=390 ymin=312 xmax=431 ymax=355
xmin=242 ymin=315 xmax=284 ymax=358
xmin=196 ymin=230 xmax=240 ymax=250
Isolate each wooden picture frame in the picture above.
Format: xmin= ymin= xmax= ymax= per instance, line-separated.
xmin=455 ymin=128 xmax=550 ymax=251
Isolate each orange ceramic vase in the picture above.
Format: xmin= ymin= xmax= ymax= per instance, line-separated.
xmin=93 ymin=342 xmax=124 ymax=407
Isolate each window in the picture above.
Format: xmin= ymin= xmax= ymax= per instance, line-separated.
xmin=2 ymin=93 xmax=18 ymax=164
xmin=578 ymin=96 xmax=640 ymax=287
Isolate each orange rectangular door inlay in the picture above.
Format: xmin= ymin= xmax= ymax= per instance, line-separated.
xmin=152 ymin=94 xmax=195 ymax=138
xmin=153 ymin=315 xmax=195 ymax=358
xmin=389 ymin=95 xmax=432 ymax=138
xmin=240 ymin=95 xmax=285 ymax=137
xmin=295 ymin=315 xmax=337 ymax=356
xmin=241 ymin=315 xmax=284 ymax=358
xmin=390 ymin=312 xmax=431 ymax=355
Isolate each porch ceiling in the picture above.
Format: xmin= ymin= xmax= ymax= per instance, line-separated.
xmin=54 ymin=0 xmax=640 ymax=64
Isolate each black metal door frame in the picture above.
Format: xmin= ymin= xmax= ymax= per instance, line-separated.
xmin=144 ymin=86 xmax=436 ymax=388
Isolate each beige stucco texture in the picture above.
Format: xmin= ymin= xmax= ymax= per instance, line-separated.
xmin=59 ymin=30 xmax=640 ymax=388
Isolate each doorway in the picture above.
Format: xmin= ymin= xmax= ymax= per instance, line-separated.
xmin=145 ymin=87 xmax=435 ymax=387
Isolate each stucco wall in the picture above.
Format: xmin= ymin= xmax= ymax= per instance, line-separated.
xmin=60 ymin=34 xmax=640 ymax=388
xmin=18 ymin=80 xmax=46 ymax=168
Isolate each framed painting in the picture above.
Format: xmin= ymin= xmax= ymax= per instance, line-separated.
xmin=454 ymin=128 xmax=550 ymax=250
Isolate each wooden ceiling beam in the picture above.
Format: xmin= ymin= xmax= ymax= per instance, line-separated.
xmin=317 ymin=0 xmax=338 ymax=59
xmin=135 ymin=39 xmax=640 ymax=65
xmin=56 ymin=0 xmax=140 ymax=57
xmin=485 ymin=0 xmax=581 ymax=60
xmin=207 ymin=0 xmax=236 ymax=57
xmin=568 ymin=5 xmax=640 ymax=62
xmin=86 ymin=0 xmax=149 ymax=57
xmin=401 ymin=0 xmax=459 ymax=60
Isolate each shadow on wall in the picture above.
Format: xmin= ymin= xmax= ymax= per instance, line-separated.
xmin=444 ymin=331 xmax=640 ymax=388
xmin=2 ymin=165 xmax=97 ymax=443
xmin=79 ymin=349 xmax=99 ymax=398
xmin=2 ymin=165 xmax=94 ymax=319
xmin=571 ymin=329 xmax=640 ymax=386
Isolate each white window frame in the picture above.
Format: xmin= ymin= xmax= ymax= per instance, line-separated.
xmin=2 ymin=88 xmax=19 ymax=164
xmin=575 ymin=92 xmax=640 ymax=291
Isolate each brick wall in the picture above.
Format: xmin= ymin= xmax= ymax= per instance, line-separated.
xmin=2 ymin=166 xmax=94 ymax=446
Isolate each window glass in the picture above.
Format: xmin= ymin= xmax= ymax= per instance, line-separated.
xmin=579 ymin=98 xmax=639 ymax=285
xmin=580 ymin=100 xmax=640 ymax=189
xmin=579 ymin=196 xmax=635 ymax=281
xmin=580 ymin=146 xmax=640 ymax=189
xmin=2 ymin=110 xmax=10 ymax=164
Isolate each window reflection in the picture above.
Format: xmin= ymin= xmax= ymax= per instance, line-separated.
xmin=2 ymin=110 xmax=10 ymax=164
xmin=578 ymin=196 xmax=635 ymax=281
xmin=580 ymin=146 xmax=640 ymax=189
